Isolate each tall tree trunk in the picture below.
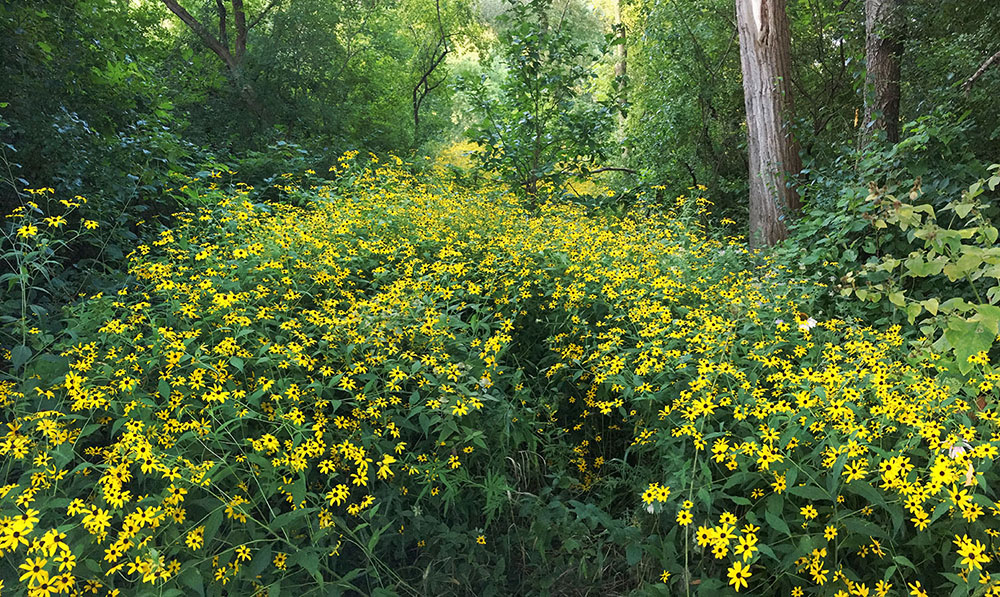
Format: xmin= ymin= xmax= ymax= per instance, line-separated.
xmin=614 ymin=0 xmax=628 ymax=158
xmin=613 ymin=0 xmax=627 ymax=118
xmin=736 ymin=0 xmax=802 ymax=247
xmin=863 ymin=0 xmax=904 ymax=144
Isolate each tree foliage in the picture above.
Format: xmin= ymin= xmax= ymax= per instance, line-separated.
xmin=462 ymin=0 xmax=613 ymax=196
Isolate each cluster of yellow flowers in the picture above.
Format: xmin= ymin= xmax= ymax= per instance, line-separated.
xmin=530 ymin=191 xmax=1000 ymax=593
xmin=1 ymin=155 xmax=998 ymax=595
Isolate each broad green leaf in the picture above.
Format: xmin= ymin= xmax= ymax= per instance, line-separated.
xmin=178 ymin=567 xmax=205 ymax=597
xmin=626 ymin=542 xmax=642 ymax=566
xmin=11 ymin=345 xmax=31 ymax=370
xmin=944 ymin=317 xmax=995 ymax=374
xmin=973 ymin=304 xmax=1000 ymax=335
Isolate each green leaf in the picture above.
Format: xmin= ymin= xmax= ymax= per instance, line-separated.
xmin=844 ymin=482 xmax=886 ymax=510
xmin=290 ymin=475 xmax=306 ymax=505
xmin=765 ymin=495 xmax=791 ymax=537
xmin=11 ymin=345 xmax=31 ymax=370
xmin=956 ymin=251 xmax=984 ymax=273
xmin=178 ymin=567 xmax=205 ymax=597
xmin=904 ymin=256 xmax=931 ymax=277
xmin=367 ymin=522 xmax=391 ymax=552
xmin=268 ymin=507 xmax=310 ymax=532
xmin=944 ymin=317 xmax=995 ymax=374
xmin=268 ymin=580 xmax=282 ymax=597
xmin=930 ymin=499 xmax=951 ymax=525
xmin=296 ymin=549 xmax=321 ymax=582
xmin=973 ymin=304 xmax=1000 ymax=336
xmin=787 ymin=485 xmax=830 ymax=502
xmin=202 ymin=508 xmax=224 ymax=546
xmin=158 ymin=378 xmax=171 ymax=401
xmin=893 ymin=555 xmax=918 ymax=571
xmin=842 ymin=516 xmax=888 ymax=539
xmin=247 ymin=544 xmax=272 ymax=578
xmin=626 ymin=542 xmax=642 ymax=566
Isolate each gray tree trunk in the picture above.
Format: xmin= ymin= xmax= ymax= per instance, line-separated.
xmin=863 ymin=0 xmax=904 ymax=144
xmin=736 ymin=0 xmax=802 ymax=247
xmin=614 ymin=0 xmax=628 ymax=157
xmin=614 ymin=0 xmax=627 ymax=117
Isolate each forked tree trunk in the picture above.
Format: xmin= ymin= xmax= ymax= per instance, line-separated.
xmin=863 ymin=0 xmax=904 ymax=143
xmin=161 ymin=0 xmax=271 ymax=122
xmin=736 ymin=0 xmax=801 ymax=247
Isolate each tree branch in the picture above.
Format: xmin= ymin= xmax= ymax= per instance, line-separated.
xmin=248 ymin=0 xmax=281 ymax=30
xmin=963 ymin=48 xmax=1000 ymax=95
xmin=585 ymin=166 xmax=638 ymax=175
xmin=231 ymin=0 xmax=248 ymax=61
xmin=412 ymin=0 xmax=451 ymax=136
xmin=215 ymin=0 xmax=229 ymax=50
xmin=161 ymin=0 xmax=235 ymax=69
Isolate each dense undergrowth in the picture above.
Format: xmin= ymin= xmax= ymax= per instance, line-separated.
xmin=1 ymin=157 xmax=1000 ymax=597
